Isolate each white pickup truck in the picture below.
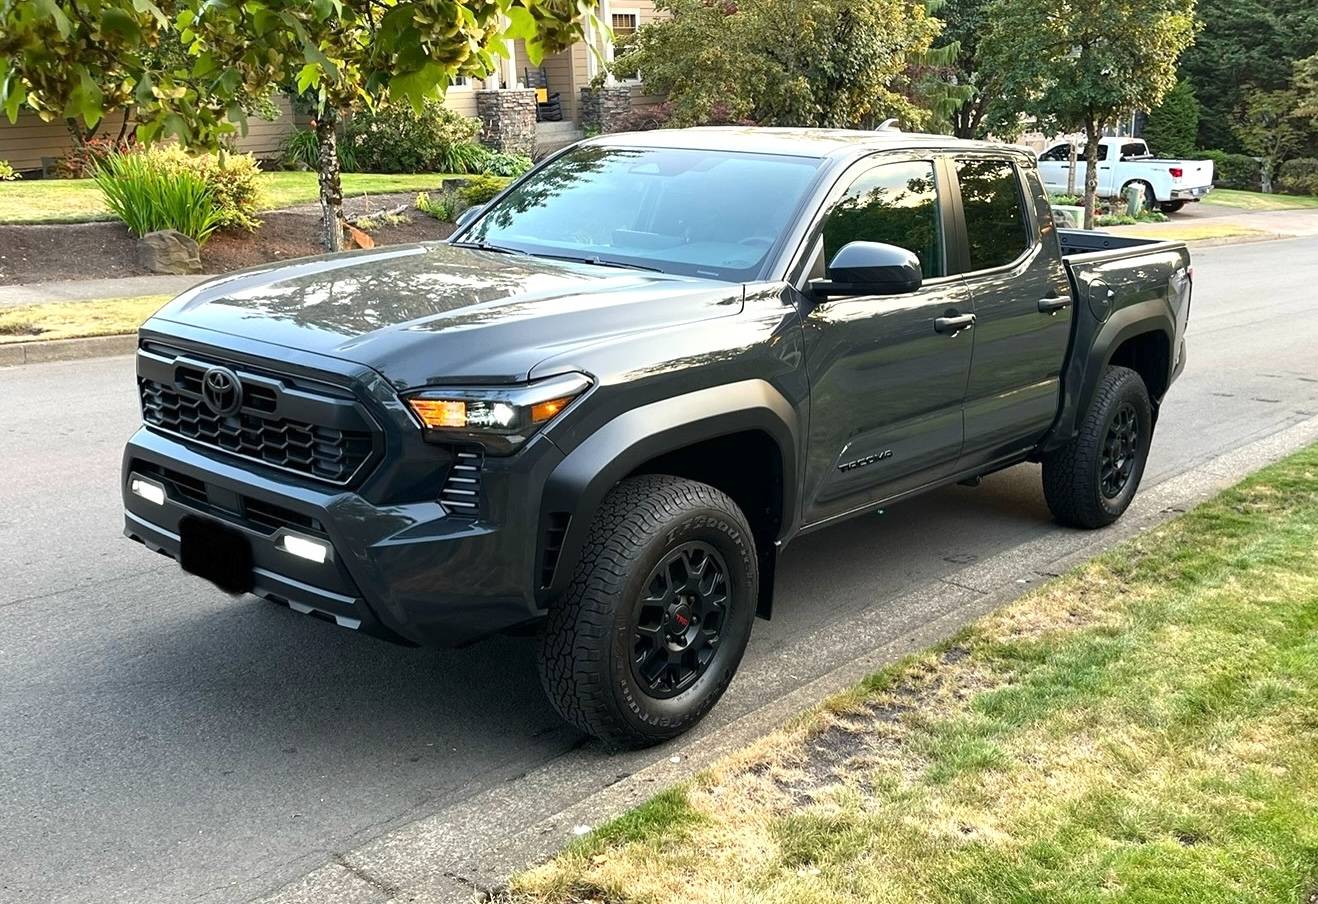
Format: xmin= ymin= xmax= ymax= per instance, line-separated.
xmin=1038 ymin=137 xmax=1214 ymax=213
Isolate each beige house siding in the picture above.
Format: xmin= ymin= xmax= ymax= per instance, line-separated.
xmin=0 ymin=94 xmax=300 ymax=173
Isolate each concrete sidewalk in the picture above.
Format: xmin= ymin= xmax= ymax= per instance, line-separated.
xmin=1106 ymin=203 xmax=1318 ymax=243
xmin=0 ymin=273 xmax=210 ymax=308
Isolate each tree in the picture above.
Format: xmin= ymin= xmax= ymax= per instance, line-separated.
xmin=2 ymin=0 xmax=597 ymax=252
xmin=924 ymin=0 xmax=1021 ymax=139
xmin=610 ymin=0 xmax=940 ymax=129
xmin=1233 ymin=88 xmax=1304 ymax=192
xmin=172 ymin=0 xmax=595 ymax=251
xmin=1178 ymin=0 xmax=1318 ymax=151
xmin=1143 ymin=78 xmax=1200 ymax=157
xmin=981 ymin=0 xmax=1197 ymax=228
xmin=1296 ymin=53 xmax=1318 ymax=122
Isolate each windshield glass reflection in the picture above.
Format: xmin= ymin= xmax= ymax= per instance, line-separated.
xmin=464 ymin=146 xmax=825 ymax=282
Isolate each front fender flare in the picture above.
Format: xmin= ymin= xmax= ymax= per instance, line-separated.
xmin=536 ymin=379 xmax=801 ymax=609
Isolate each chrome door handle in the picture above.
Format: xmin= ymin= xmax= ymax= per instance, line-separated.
xmin=934 ymin=313 xmax=976 ymax=334
xmin=1038 ymin=295 xmax=1072 ymax=314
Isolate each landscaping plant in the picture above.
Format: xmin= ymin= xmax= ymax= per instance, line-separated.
xmin=1202 ymin=149 xmax=1262 ymax=190
xmin=1278 ymin=157 xmax=1318 ymax=196
xmin=481 ymin=152 xmax=533 ymax=177
xmin=344 ymin=101 xmax=482 ymax=175
xmin=0 ymin=160 xmax=16 ymax=181
xmin=414 ymin=190 xmax=459 ymax=222
xmin=457 ymin=176 xmax=510 ymax=208
xmin=93 ymin=151 xmax=224 ymax=244
xmin=1142 ymin=78 xmax=1200 ymax=158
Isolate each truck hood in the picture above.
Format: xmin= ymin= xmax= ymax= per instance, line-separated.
xmin=149 ymin=242 xmax=745 ymax=387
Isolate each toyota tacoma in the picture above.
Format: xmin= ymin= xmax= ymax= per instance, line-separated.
xmin=122 ymin=127 xmax=1191 ymax=746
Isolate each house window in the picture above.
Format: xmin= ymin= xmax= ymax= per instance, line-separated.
xmin=449 ymin=75 xmax=471 ymax=90
xmin=610 ymin=11 xmax=639 ymax=39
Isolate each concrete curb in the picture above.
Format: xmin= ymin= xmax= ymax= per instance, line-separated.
xmin=0 ymin=333 xmax=136 ymax=367
xmin=251 ymin=413 xmax=1318 ymax=904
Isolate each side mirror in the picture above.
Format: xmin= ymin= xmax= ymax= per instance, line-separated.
xmin=809 ymin=241 xmax=922 ymax=298
xmin=455 ymin=204 xmax=485 ymax=229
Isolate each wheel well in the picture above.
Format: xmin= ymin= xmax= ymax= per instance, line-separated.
xmin=1109 ymin=330 xmax=1170 ymax=402
xmin=628 ymin=430 xmax=784 ymax=619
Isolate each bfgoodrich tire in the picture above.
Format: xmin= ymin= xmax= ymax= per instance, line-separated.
xmin=1042 ymin=365 xmax=1153 ymax=529
xmin=537 ymin=474 xmax=758 ymax=748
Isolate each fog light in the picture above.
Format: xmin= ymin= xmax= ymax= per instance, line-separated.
xmin=278 ymin=533 xmax=329 ymax=564
xmin=130 ymin=477 xmax=166 ymax=506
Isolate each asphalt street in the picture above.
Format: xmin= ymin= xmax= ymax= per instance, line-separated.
xmin=3 ymin=236 xmax=1317 ymax=904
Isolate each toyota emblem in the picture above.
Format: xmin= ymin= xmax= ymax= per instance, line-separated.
xmin=201 ymin=366 xmax=243 ymax=416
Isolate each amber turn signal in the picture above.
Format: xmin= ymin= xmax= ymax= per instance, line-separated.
xmin=408 ymin=398 xmax=468 ymax=429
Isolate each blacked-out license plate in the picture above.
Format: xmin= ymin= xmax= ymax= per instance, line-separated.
xmin=178 ymin=515 xmax=254 ymax=595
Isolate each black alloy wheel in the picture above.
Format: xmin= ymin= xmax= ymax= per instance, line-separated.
xmin=631 ymin=541 xmax=730 ymax=699
xmin=1100 ymin=402 xmax=1139 ymax=499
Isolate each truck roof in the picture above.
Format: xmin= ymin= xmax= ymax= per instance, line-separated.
xmin=584 ymin=126 xmax=1033 ymax=162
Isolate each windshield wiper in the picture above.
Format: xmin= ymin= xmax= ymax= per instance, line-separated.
xmin=537 ymin=253 xmax=664 ymax=273
xmin=451 ymin=240 xmax=528 ymax=256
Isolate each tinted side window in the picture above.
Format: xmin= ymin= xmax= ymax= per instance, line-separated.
xmin=955 ymin=158 xmax=1030 ymax=271
xmin=823 ymin=161 xmax=942 ymax=279
xmin=1040 ymin=144 xmax=1071 ymax=162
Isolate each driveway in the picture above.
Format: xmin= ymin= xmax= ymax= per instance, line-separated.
xmin=3 ymin=236 xmax=1318 ymax=904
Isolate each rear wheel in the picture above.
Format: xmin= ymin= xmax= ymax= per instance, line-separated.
xmin=1042 ymin=366 xmax=1153 ymax=529
xmin=537 ymin=474 xmax=757 ymax=747
xmin=1160 ymin=200 xmax=1187 ymax=213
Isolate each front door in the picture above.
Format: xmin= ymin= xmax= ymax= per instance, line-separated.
xmin=799 ymin=157 xmax=975 ymax=527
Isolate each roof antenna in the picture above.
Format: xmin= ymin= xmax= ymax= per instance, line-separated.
xmin=876 ymin=118 xmax=901 ymax=131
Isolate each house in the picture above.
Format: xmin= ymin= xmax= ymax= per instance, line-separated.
xmin=0 ymin=4 xmax=662 ymax=175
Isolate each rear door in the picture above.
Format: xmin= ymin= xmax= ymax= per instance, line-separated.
xmin=796 ymin=154 xmax=975 ymax=527
xmin=950 ymin=155 xmax=1073 ymax=469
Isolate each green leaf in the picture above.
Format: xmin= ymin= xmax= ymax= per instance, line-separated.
xmin=296 ymin=62 xmax=321 ymax=93
xmin=504 ymin=6 xmax=538 ymax=40
xmin=101 ymin=7 xmax=143 ymax=41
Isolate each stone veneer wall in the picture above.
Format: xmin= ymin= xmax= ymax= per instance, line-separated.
xmin=579 ymin=86 xmax=634 ymax=133
xmin=475 ymin=89 xmax=538 ymax=156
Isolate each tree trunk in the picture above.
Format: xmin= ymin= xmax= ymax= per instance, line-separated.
xmin=314 ymin=110 xmax=346 ymax=252
xmin=1260 ymin=155 xmax=1274 ymax=194
xmin=1082 ymin=119 xmax=1100 ymax=230
xmin=1066 ymin=141 xmax=1078 ymax=195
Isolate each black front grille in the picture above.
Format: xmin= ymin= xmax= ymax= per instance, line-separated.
xmin=134 ymin=460 xmax=325 ymax=536
xmin=136 ymin=346 xmax=378 ymax=486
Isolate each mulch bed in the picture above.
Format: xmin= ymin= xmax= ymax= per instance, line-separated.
xmin=0 ymin=191 xmax=455 ymax=286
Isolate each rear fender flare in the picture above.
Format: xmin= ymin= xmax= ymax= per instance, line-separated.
xmin=1045 ymin=299 xmax=1173 ymax=451
xmin=536 ymin=380 xmax=800 ymax=611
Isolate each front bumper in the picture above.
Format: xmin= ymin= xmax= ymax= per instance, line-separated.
xmin=122 ymin=333 xmax=567 ymax=648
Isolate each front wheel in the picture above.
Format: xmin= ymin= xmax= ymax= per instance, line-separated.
xmin=538 ymin=474 xmax=758 ymax=747
xmin=1042 ymin=366 xmax=1153 ymax=529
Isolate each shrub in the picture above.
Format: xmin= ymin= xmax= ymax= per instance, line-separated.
xmin=280 ymin=127 xmax=320 ymax=170
xmin=415 ymin=191 xmax=460 ymax=222
xmin=1048 ymin=193 xmax=1081 ymax=206
xmin=0 ymin=160 xmax=17 ymax=181
xmin=1278 ymin=157 xmax=1318 ymax=196
xmin=1202 ymin=149 xmax=1260 ymax=190
xmin=57 ymin=136 xmax=133 ymax=178
xmin=457 ymin=175 xmax=509 ymax=207
xmin=612 ymin=102 xmax=674 ymax=132
xmin=94 ymin=152 xmax=224 ymax=244
xmin=480 ymin=152 xmax=533 ymax=177
xmin=343 ymin=101 xmax=481 ymax=173
xmin=1142 ymin=79 xmax=1199 ymax=158
xmin=436 ymin=141 xmax=492 ymax=175
xmin=140 ymin=146 xmax=264 ymax=231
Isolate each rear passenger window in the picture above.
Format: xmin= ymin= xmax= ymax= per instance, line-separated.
xmin=955 ymin=158 xmax=1030 ymax=270
xmin=822 ymin=161 xmax=942 ymax=278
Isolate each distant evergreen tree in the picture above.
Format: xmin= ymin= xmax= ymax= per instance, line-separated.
xmin=1143 ymin=79 xmax=1201 ymax=156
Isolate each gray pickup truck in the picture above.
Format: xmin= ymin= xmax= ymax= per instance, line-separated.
xmin=122 ymin=127 xmax=1191 ymax=746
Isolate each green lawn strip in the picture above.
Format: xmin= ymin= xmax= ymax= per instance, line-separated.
xmin=0 ymin=295 xmax=171 ymax=343
xmin=509 ymin=444 xmax=1318 ymax=904
xmin=1200 ymin=189 xmax=1318 ymax=211
xmin=0 ymin=172 xmax=463 ymax=225
xmin=1111 ymin=222 xmax=1270 ymax=242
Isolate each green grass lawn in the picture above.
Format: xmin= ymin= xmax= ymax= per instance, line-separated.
xmin=0 ymin=172 xmax=461 ymax=225
xmin=1201 ymin=188 xmax=1318 ymax=211
xmin=510 ymin=444 xmax=1318 ymax=904
xmin=0 ymin=295 xmax=170 ymax=343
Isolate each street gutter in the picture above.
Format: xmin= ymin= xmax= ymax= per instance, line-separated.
xmin=252 ymin=412 xmax=1318 ymax=904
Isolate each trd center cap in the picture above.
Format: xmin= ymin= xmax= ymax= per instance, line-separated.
xmin=668 ymin=603 xmax=694 ymax=636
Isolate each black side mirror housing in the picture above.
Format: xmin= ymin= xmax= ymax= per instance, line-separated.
xmin=809 ymin=241 xmax=923 ymax=298
xmin=455 ymin=204 xmax=485 ymax=229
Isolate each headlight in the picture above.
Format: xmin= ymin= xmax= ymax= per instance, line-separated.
xmin=405 ymin=373 xmax=591 ymax=454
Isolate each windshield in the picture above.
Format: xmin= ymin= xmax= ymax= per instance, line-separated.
xmin=459 ymin=145 xmax=826 ymax=281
